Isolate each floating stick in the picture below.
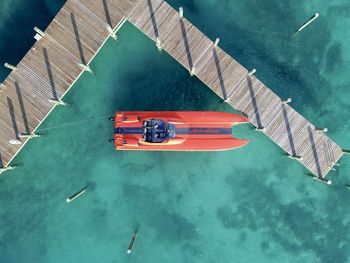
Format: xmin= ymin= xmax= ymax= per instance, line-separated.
xmin=296 ymin=13 xmax=319 ymax=32
xmin=66 ymin=187 xmax=87 ymax=203
xmin=127 ymin=231 xmax=137 ymax=254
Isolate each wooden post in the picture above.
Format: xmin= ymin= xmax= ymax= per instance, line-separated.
xmin=343 ymin=149 xmax=350 ymax=155
xmin=106 ymin=24 xmax=117 ymax=40
xmin=306 ymin=173 xmax=331 ymax=184
xmin=190 ymin=66 xmax=196 ymax=76
xmin=179 ymin=7 xmax=183 ymax=18
xmin=0 ymin=83 xmax=4 ymax=91
xmin=315 ymin=127 xmax=328 ymax=133
xmin=49 ymin=99 xmax=66 ymax=106
xmin=214 ymin=38 xmax=220 ymax=47
xmin=286 ymin=153 xmax=303 ymax=160
xmin=255 ymin=127 xmax=265 ymax=132
xmin=18 ymin=133 xmax=41 ymax=139
xmin=0 ymin=165 xmax=15 ymax=174
xmin=34 ymin=27 xmax=45 ymax=40
xmin=248 ymin=68 xmax=256 ymax=77
xmin=4 ymin=63 xmax=17 ymax=71
xmin=281 ymin=98 xmax=292 ymax=104
xmin=313 ymin=177 xmax=331 ymax=185
xmin=9 ymin=139 xmax=21 ymax=145
xmin=156 ymin=37 xmax=163 ymax=51
xmin=78 ymin=63 xmax=93 ymax=74
xmin=224 ymin=97 xmax=231 ymax=103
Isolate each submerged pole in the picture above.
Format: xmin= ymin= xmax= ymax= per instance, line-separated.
xmin=296 ymin=13 xmax=319 ymax=32
xmin=66 ymin=187 xmax=87 ymax=203
xmin=127 ymin=231 xmax=137 ymax=254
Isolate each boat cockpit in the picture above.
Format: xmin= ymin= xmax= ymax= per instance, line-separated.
xmin=142 ymin=119 xmax=175 ymax=143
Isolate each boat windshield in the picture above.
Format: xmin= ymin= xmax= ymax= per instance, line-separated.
xmin=142 ymin=119 xmax=175 ymax=143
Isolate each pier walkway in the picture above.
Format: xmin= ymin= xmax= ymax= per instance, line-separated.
xmin=0 ymin=0 xmax=137 ymax=169
xmin=0 ymin=0 xmax=345 ymax=179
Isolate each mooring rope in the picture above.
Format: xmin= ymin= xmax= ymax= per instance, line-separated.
xmin=36 ymin=115 xmax=112 ymax=132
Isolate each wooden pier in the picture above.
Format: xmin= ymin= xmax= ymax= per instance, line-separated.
xmin=0 ymin=0 xmax=345 ymax=179
xmin=0 ymin=0 xmax=137 ymax=170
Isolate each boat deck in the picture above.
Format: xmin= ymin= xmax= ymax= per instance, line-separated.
xmin=0 ymin=0 xmax=344 ymax=178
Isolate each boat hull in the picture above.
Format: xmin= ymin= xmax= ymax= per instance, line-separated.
xmin=114 ymin=111 xmax=249 ymax=151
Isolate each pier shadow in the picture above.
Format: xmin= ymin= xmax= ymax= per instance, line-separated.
xmin=0 ymin=153 xmax=3 ymax=168
xmin=43 ymin=47 xmax=58 ymax=101
xmin=180 ymin=19 xmax=193 ymax=71
xmin=14 ymin=81 xmax=30 ymax=134
xmin=7 ymin=97 xmax=19 ymax=139
xmin=213 ymin=48 xmax=227 ymax=100
xmin=307 ymin=126 xmax=322 ymax=177
xmin=70 ymin=13 xmax=86 ymax=65
xmin=102 ymin=0 xmax=112 ymax=27
xmin=147 ymin=0 xmax=159 ymax=38
xmin=282 ymin=104 xmax=296 ymax=156
xmin=247 ymin=76 xmax=262 ymax=129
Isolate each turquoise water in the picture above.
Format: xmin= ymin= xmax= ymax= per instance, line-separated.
xmin=1 ymin=0 xmax=350 ymax=262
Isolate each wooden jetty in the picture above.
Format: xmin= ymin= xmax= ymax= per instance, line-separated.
xmin=0 ymin=0 xmax=345 ymax=179
xmin=0 ymin=0 xmax=137 ymax=170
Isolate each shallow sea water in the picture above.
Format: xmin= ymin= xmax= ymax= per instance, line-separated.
xmin=1 ymin=0 xmax=350 ymax=262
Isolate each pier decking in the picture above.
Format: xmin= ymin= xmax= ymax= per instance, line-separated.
xmin=0 ymin=0 xmax=344 ymax=179
xmin=0 ymin=0 xmax=137 ymax=169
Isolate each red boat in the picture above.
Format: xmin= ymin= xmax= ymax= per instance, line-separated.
xmin=113 ymin=111 xmax=249 ymax=151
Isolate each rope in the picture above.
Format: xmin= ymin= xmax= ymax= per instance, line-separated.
xmin=36 ymin=115 xmax=112 ymax=132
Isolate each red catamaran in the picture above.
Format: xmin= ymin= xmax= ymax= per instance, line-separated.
xmin=112 ymin=111 xmax=249 ymax=151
